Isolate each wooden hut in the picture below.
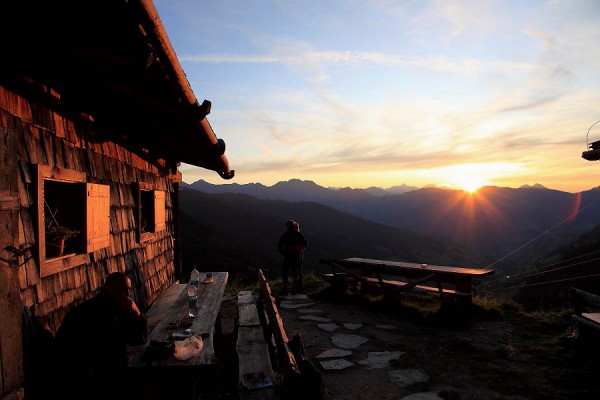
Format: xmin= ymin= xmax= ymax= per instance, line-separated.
xmin=0 ymin=1 xmax=234 ymax=398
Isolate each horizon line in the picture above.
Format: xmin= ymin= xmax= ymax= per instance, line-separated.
xmin=181 ymin=178 xmax=597 ymax=194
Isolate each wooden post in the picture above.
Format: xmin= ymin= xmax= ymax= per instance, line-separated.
xmin=172 ymin=182 xmax=182 ymax=282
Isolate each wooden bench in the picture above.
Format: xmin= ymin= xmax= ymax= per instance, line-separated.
xmin=236 ymin=290 xmax=278 ymax=399
xmin=236 ymin=269 xmax=327 ymax=400
xmin=257 ymin=270 xmax=301 ymax=381
xmin=321 ymin=272 xmax=471 ymax=298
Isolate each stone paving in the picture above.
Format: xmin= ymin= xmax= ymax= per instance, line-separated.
xmin=278 ymin=294 xmax=436 ymax=400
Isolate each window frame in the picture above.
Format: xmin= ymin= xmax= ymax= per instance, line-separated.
xmin=136 ymin=182 xmax=166 ymax=242
xmin=36 ymin=165 xmax=110 ymax=277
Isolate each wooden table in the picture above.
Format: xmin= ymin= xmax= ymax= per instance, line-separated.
xmin=127 ymin=271 xmax=228 ymax=399
xmin=321 ymin=257 xmax=494 ymax=304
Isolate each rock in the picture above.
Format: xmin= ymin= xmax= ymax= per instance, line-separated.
xmin=280 ymin=294 xmax=310 ymax=301
xmin=279 ymin=302 xmax=316 ymax=309
xmin=331 ymin=333 xmax=368 ymax=349
xmin=317 ymin=323 xmax=339 ymax=332
xmin=299 ymin=315 xmax=332 ymax=322
xmin=343 ymin=323 xmax=363 ymax=330
xmin=375 ymin=324 xmax=397 ymax=330
xmin=316 ymin=348 xmax=352 ymax=358
xmin=297 ymin=307 xmax=325 ymax=314
xmin=319 ymin=359 xmax=354 ymax=370
xmin=358 ymin=351 xmax=403 ymax=369
xmin=399 ymin=393 xmax=443 ymax=400
xmin=389 ymin=369 xmax=429 ymax=387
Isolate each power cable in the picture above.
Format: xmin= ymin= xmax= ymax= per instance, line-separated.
xmin=484 ymin=249 xmax=600 ymax=285
xmin=505 ymin=256 xmax=600 ymax=282
xmin=486 ymin=195 xmax=600 ymax=269
xmin=489 ymin=272 xmax=600 ymax=292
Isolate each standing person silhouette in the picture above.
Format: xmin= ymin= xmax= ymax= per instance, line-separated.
xmin=54 ymin=272 xmax=148 ymax=400
xmin=278 ymin=219 xmax=308 ymax=294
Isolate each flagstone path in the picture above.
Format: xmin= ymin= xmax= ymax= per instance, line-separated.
xmin=275 ymin=292 xmax=586 ymax=400
xmin=278 ymin=294 xmax=438 ymax=400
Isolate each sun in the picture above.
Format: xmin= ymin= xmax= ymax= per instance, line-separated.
xmin=456 ymin=176 xmax=487 ymax=193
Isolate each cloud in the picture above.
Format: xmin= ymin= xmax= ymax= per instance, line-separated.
xmin=182 ymin=50 xmax=535 ymax=76
xmin=524 ymin=29 xmax=557 ymax=49
xmin=182 ymin=54 xmax=279 ymax=63
xmin=168 ymin=0 xmax=600 ymax=192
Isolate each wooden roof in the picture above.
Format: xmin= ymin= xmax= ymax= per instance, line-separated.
xmin=0 ymin=0 xmax=234 ymax=179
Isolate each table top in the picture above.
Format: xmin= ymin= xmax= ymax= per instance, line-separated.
xmin=323 ymin=257 xmax=495 ymax=277
xmin=128 ymin=271 xmax=229 ymax=367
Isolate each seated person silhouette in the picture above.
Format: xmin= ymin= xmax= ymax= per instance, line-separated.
xmin=54 ymin=272 xmax=148 ymax=400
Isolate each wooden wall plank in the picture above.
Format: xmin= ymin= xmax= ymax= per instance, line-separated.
xmin=40 ymin=164 xmax=86 ymax=182
xmin=53 ymin=112 xmax=65 ymax=139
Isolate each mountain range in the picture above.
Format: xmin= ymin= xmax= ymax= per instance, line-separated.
xmin=178 ymin=188 xmax=484 ymax=281
xmin=183 ymin=179 xmax=600 ymax=272
xmin=183 ymin=179 xmax=419 ymax=198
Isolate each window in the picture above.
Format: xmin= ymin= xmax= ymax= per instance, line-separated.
xmin=44 ymin=180 xmax=85 ymax=256
xmin=37 ymin=165 xmax=110 ymax=277
xmin=136 ymin=183 xmax=166 ymax=240
xmin=140 ymin=189 xmax=155 ymax=234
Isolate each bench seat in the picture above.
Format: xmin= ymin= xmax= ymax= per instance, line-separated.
xmin=236 ymin=290 xmax=277 ymax=399
xmin=572 ymin=313 xmax=600 ymax=331
xmin=321 ymin=273 xmax=470 ymax=297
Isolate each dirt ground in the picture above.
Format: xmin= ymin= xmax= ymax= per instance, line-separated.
xmin=277 ymin=290 xmax=600 ymax=400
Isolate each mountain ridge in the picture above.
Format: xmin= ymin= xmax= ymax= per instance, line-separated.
xmin=178 ymin=188 xmax=484 ymax=281
xmin=184 ymin=179 xmax=600 ymax=273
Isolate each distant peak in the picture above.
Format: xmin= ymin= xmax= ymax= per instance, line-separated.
xmin=274 ymin=179 xmax=319 ymax=187
xmin=520 ymin=183 xmax=547 ymax=189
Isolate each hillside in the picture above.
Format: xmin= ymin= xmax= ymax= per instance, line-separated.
xmin=508 ymin=222 xmax=600 ymax=308
xmin=186 ymin=180 xmax=600 ymax=274
xmin=178 ymin=188 xmax=483 ymax=282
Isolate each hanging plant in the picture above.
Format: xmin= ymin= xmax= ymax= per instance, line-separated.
xmin=45 ymin=225 xmax=80 ymax=241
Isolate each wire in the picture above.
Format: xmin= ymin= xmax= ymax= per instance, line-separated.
xmin=486 ymin=195 xmax=600 ymax=269
xmin=489 ymin=273 xmax=600 ymax=292
xmin=484 ymin=248 xmax=600 ymax=285
xmin=508 ymin=256 xmax=600 ymax=282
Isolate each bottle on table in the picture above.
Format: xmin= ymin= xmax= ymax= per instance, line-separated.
xmin=190 ymin=267 xmax=200 ymax=289
xmin=187 ymin=283 xmax=198 ymax=318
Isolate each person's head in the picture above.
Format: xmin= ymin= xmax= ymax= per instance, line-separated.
xmin=285 ymin=220 xmax=296 ymax=230
xmin=102 ymin=272 xmax=132 ymax=301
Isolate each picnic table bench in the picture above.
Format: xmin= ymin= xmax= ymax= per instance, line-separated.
xmin=320 ymin=257 xmax=494 ymax=307
xmin=127 ymin=271 xmax=229 ymax=399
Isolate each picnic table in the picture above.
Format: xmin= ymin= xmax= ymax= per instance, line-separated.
xmin=127 ymin=271 xmax=229 ymax=399
xmin=320 ymin=257 xmax=494 ymax=306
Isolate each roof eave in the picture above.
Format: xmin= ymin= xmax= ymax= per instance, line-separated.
xmin=134 ymin=0 xmax=234 ymax=179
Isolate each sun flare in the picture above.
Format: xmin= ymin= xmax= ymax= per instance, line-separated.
xmin=456 ymin=176 xmax=487 ymax=193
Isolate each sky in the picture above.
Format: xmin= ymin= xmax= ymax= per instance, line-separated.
xmin=154 ymin=0 xmax=600 ymax=193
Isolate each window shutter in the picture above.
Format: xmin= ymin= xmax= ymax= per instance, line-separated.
xmin=86 ymin=183 xmax=110 ymax=252
xmin=154 ymin=191 xmax=166 ymax=231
